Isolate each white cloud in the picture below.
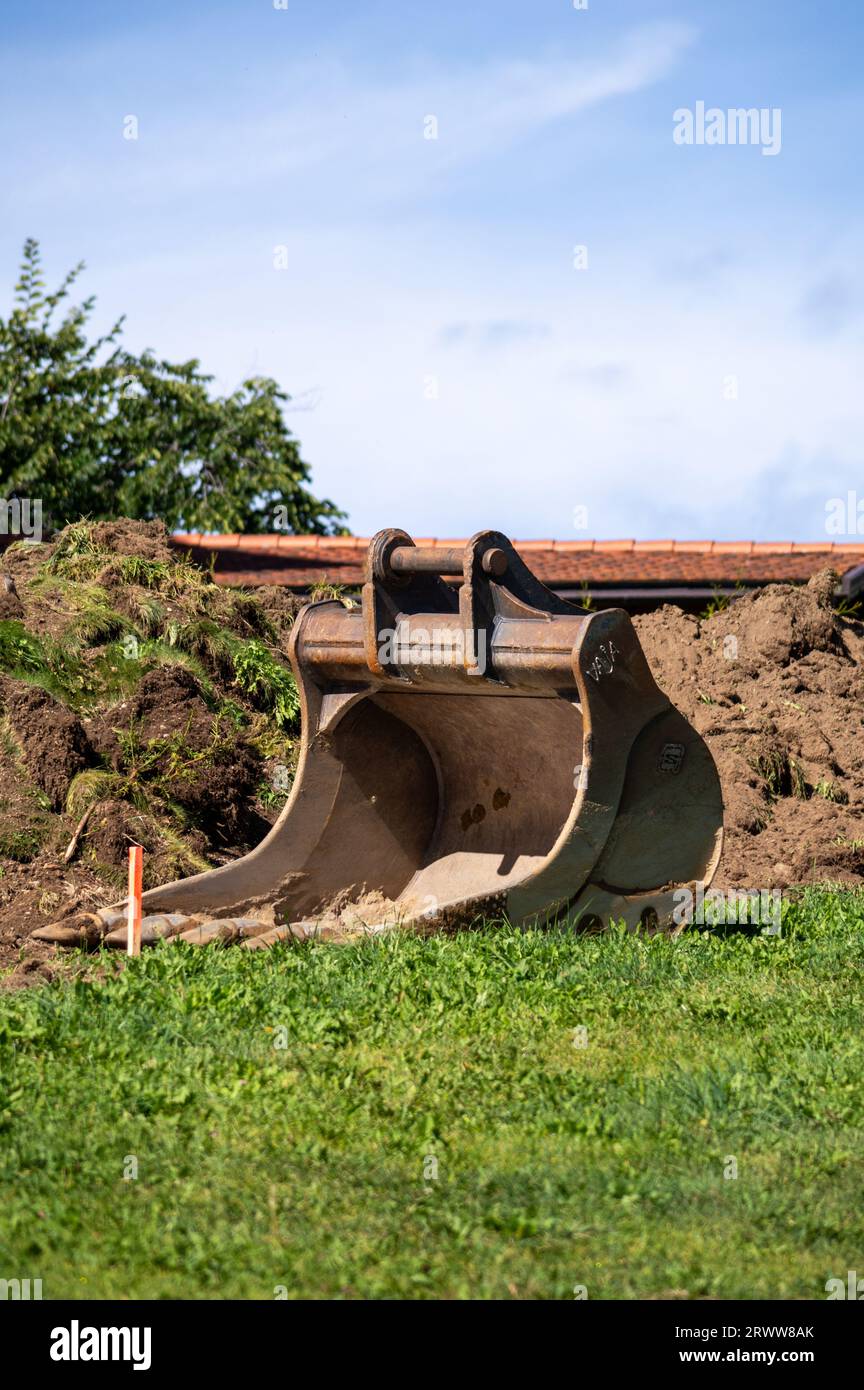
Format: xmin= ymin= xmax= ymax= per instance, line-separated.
xmin=8 ymin=23 xmax=695 ymax=212
xmin=439 ymin=321 xmax=551 ymax=349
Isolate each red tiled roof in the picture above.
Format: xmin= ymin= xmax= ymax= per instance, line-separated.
xmin=170 ymin=534 xmax=864 ymax=593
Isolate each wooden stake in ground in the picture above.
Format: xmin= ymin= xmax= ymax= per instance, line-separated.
xmin=127 ymin=845 xmax=143 ymax=958
xmin=63 ymin=803 xmax=95 ymax=864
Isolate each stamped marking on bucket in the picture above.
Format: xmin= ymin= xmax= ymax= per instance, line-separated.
xmin=586 ymin=640 xmax=620 ymax=683
xmin=659 ymin=742 xmax=686 ymax=773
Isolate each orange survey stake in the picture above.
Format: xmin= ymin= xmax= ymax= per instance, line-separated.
xmin=127 ymin=845 xmax=143 ymax=957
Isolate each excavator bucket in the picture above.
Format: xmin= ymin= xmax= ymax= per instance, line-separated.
xmin=34 ymin=529 xmax=723 ymax=949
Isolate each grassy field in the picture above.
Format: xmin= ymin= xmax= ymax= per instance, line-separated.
xmin=1 ymin=889 xmax=863 ymax=1300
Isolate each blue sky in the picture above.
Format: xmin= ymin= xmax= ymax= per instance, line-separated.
xmin=1 ymin=0 xmax=862 ymax=539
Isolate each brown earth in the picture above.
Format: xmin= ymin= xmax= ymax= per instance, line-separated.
xmin=0 ymin=575 xmax=24 ymax=621
xmin=86 ymin=666 xmax=265 ymax=844
xmin=87 ymin=517 xmax=177 ymax=563
xmin=247 ymin=584 xmax=307 ymax=635
xmin=2 ymin=680 xmax=93 ymax=809
xmin=633 ymin=570 xmax=864 ymax=889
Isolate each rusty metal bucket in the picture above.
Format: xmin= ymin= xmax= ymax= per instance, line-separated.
xmin=35 ymin=529 xmax=723 ymax=949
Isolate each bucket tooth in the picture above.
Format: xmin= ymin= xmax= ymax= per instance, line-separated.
xmin=33 ymin=529 xmax=723 ymax=945
xmin=174 ymin=917 xmax=270 ymax=946
xmin=32 ymin=913 xmax=110 ymax=948
xmin=96 ymin=909 xmax=129 ymax=931
xmin=239 ymin=925 xmax=295 ymax=949
xmin=103 ymin=913 xmax=197 ymax=948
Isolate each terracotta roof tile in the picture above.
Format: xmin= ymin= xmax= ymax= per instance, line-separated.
xmin=227 ymin=534 xmax=283 ymax=551
xmin=711 ymin=541 xmax=752 ymax=555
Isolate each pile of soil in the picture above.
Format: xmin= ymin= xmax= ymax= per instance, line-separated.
xmin=633 ymin=570 xmax=864 ymax=888
xmin=87 ymin=667 xmax=264 ymax=843
xmin=0 ymin=519 xmax=306 ymax=981
xmin=2 ymin=680 xmax=92 ymax=808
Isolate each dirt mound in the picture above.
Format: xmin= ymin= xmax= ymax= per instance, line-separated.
xmin=0 ymin=575 xmax=24 ymax=621
xmin=85 ymin=798 xmax=152 ymax=867
xmin=88 ymin=666 xmax=209 ymax=753
xmin=633 ymin=570 xmax=864 ymax=889
xmin=88 ymin=518 xmax=175 ymax=564
xmin=88 ymin=667 xmax=264 ymax=843
xmin=0 ymin=518 xmax=302 ymax=973
xmin=3 ymin=681 xmax=92 ymax=809
xmin=248 ymin=585 xmax=307 ymax=635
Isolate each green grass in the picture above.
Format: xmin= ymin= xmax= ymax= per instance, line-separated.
xmin=1 ymin=888 xmax=862 ymax=1300
xmin=229 ymin=638 xmax=300 ymax=728
xmin=0 ymin=824 xmax=49 ymax=862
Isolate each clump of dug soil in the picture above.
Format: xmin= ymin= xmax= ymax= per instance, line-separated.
xmin=633 ymin=570 xmax=864 ymax=889
xmin=1 ymin=680 xmax=92 ymax=809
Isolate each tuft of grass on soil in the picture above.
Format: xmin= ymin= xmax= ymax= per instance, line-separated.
xmin=8 ymin=521 xmax=300 ymax=728
xmin=750 ymin=747 xmax=809 ymax=801
xmin=0 ymin=888 xmax=862 ymax=1300
xmin=0 ymin=823 xmax=49 ymax=863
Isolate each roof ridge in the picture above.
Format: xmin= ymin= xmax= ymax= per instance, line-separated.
xmin=171 ymin=533 xmax=864 ymax=551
